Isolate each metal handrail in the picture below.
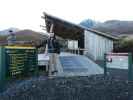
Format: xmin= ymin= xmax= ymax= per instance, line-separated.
xmin=61 ymin=48 xmax=88 ymax=55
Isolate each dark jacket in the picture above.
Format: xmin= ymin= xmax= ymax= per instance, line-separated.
xmin=47 ymin=38 xmax=60 ymax=54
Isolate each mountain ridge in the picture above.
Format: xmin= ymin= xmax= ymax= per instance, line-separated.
xmin=80 ymin=19 xmax=133 ymax=36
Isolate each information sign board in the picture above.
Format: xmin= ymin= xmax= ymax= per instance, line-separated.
xmin=104 ymin=53 xmax=133 ymax=80
xmin=5 ymin=46 xmax=37 ymax=76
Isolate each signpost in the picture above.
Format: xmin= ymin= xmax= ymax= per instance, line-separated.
xmin=0 ymin=47 xmax=6 ymax=92
xmin=104 ymin=53 xmax=133 ymax=81
xmin=5 ymin=46 xmax=37 ymax=77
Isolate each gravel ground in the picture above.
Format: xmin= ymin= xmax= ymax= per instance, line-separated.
xmin=0 ymin=75 xmax=132 ymax=100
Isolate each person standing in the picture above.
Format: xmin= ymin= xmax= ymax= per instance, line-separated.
xmin=45 ymin=32 xmax=60 ymax=77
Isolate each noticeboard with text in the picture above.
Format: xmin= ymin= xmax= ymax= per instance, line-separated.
xmin=5 ymin=46 xmax=37 ymax=76
xmin=105 ymin=53 xmax=133 ymax=80
xmin=106 ymin=53 xmax=129 ymax=69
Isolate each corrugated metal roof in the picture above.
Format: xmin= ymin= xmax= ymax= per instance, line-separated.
xmin=43 ymin=12 xmax=119 ymax=40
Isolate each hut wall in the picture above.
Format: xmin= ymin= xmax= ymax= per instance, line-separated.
xmin=84 ymin=30 xmax=113 ymax=60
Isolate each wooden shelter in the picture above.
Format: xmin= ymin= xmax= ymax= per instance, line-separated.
xmin=42 ymin=12 xmax=119 ymax=60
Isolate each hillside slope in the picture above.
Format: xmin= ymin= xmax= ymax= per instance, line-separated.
xmin=0 ymin=29 xmax=48 ymax=45
xmin=92 ymin=20 xmax=133 ymax=36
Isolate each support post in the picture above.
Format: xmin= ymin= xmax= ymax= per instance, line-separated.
xmin=128 ymin=53 xmax=133 ymax=81
xmin=104 ymin=54 xmax=107 ymax=78
xmin=0 ymin=47 xmax=6 ymax=92
xmin=48 ymin=23 xmax=54 ymax=77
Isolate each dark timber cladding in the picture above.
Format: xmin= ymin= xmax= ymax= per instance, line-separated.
xmin=43 ymin=12 xmax=85 ymax=49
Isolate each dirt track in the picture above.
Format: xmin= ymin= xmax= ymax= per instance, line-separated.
xmin=0 ymin=75 xmax=132 ymax=100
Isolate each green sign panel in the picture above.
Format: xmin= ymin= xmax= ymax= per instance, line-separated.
xmin=5 ymin=46 xmax=37 ymax=76
xmin=0 ymin=47 xmax=6 ymax=92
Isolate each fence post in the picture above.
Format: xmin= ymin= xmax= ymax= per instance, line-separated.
xmin=0 ymin=47 xmax=6 ymax=92
xmin=104 ymin=53 xmax=107 ymax=78
xmin=128 ymin=53 xmax=133 ymax=81
xmin=35 ymin=49 xmax=39 ymax=76
xmin=78 ymin=48 xmax=80 ymax=55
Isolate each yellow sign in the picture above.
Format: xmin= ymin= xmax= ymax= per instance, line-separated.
xmin=5 ymin=46 xmax=35 ymax=49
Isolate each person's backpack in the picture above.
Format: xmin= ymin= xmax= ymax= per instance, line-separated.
xmin=54 ymin=40 xmax=60 ymax=54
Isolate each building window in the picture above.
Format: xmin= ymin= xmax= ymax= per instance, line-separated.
xmin=68 ymin=40 xmax=78 ymax=49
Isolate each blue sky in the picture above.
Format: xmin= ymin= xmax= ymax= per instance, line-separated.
xmin=0 ymin=0 xmax=133 ymax=32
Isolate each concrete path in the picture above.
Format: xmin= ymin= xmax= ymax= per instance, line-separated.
xmin=56 ymin=52 xmax=104 ymax=77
